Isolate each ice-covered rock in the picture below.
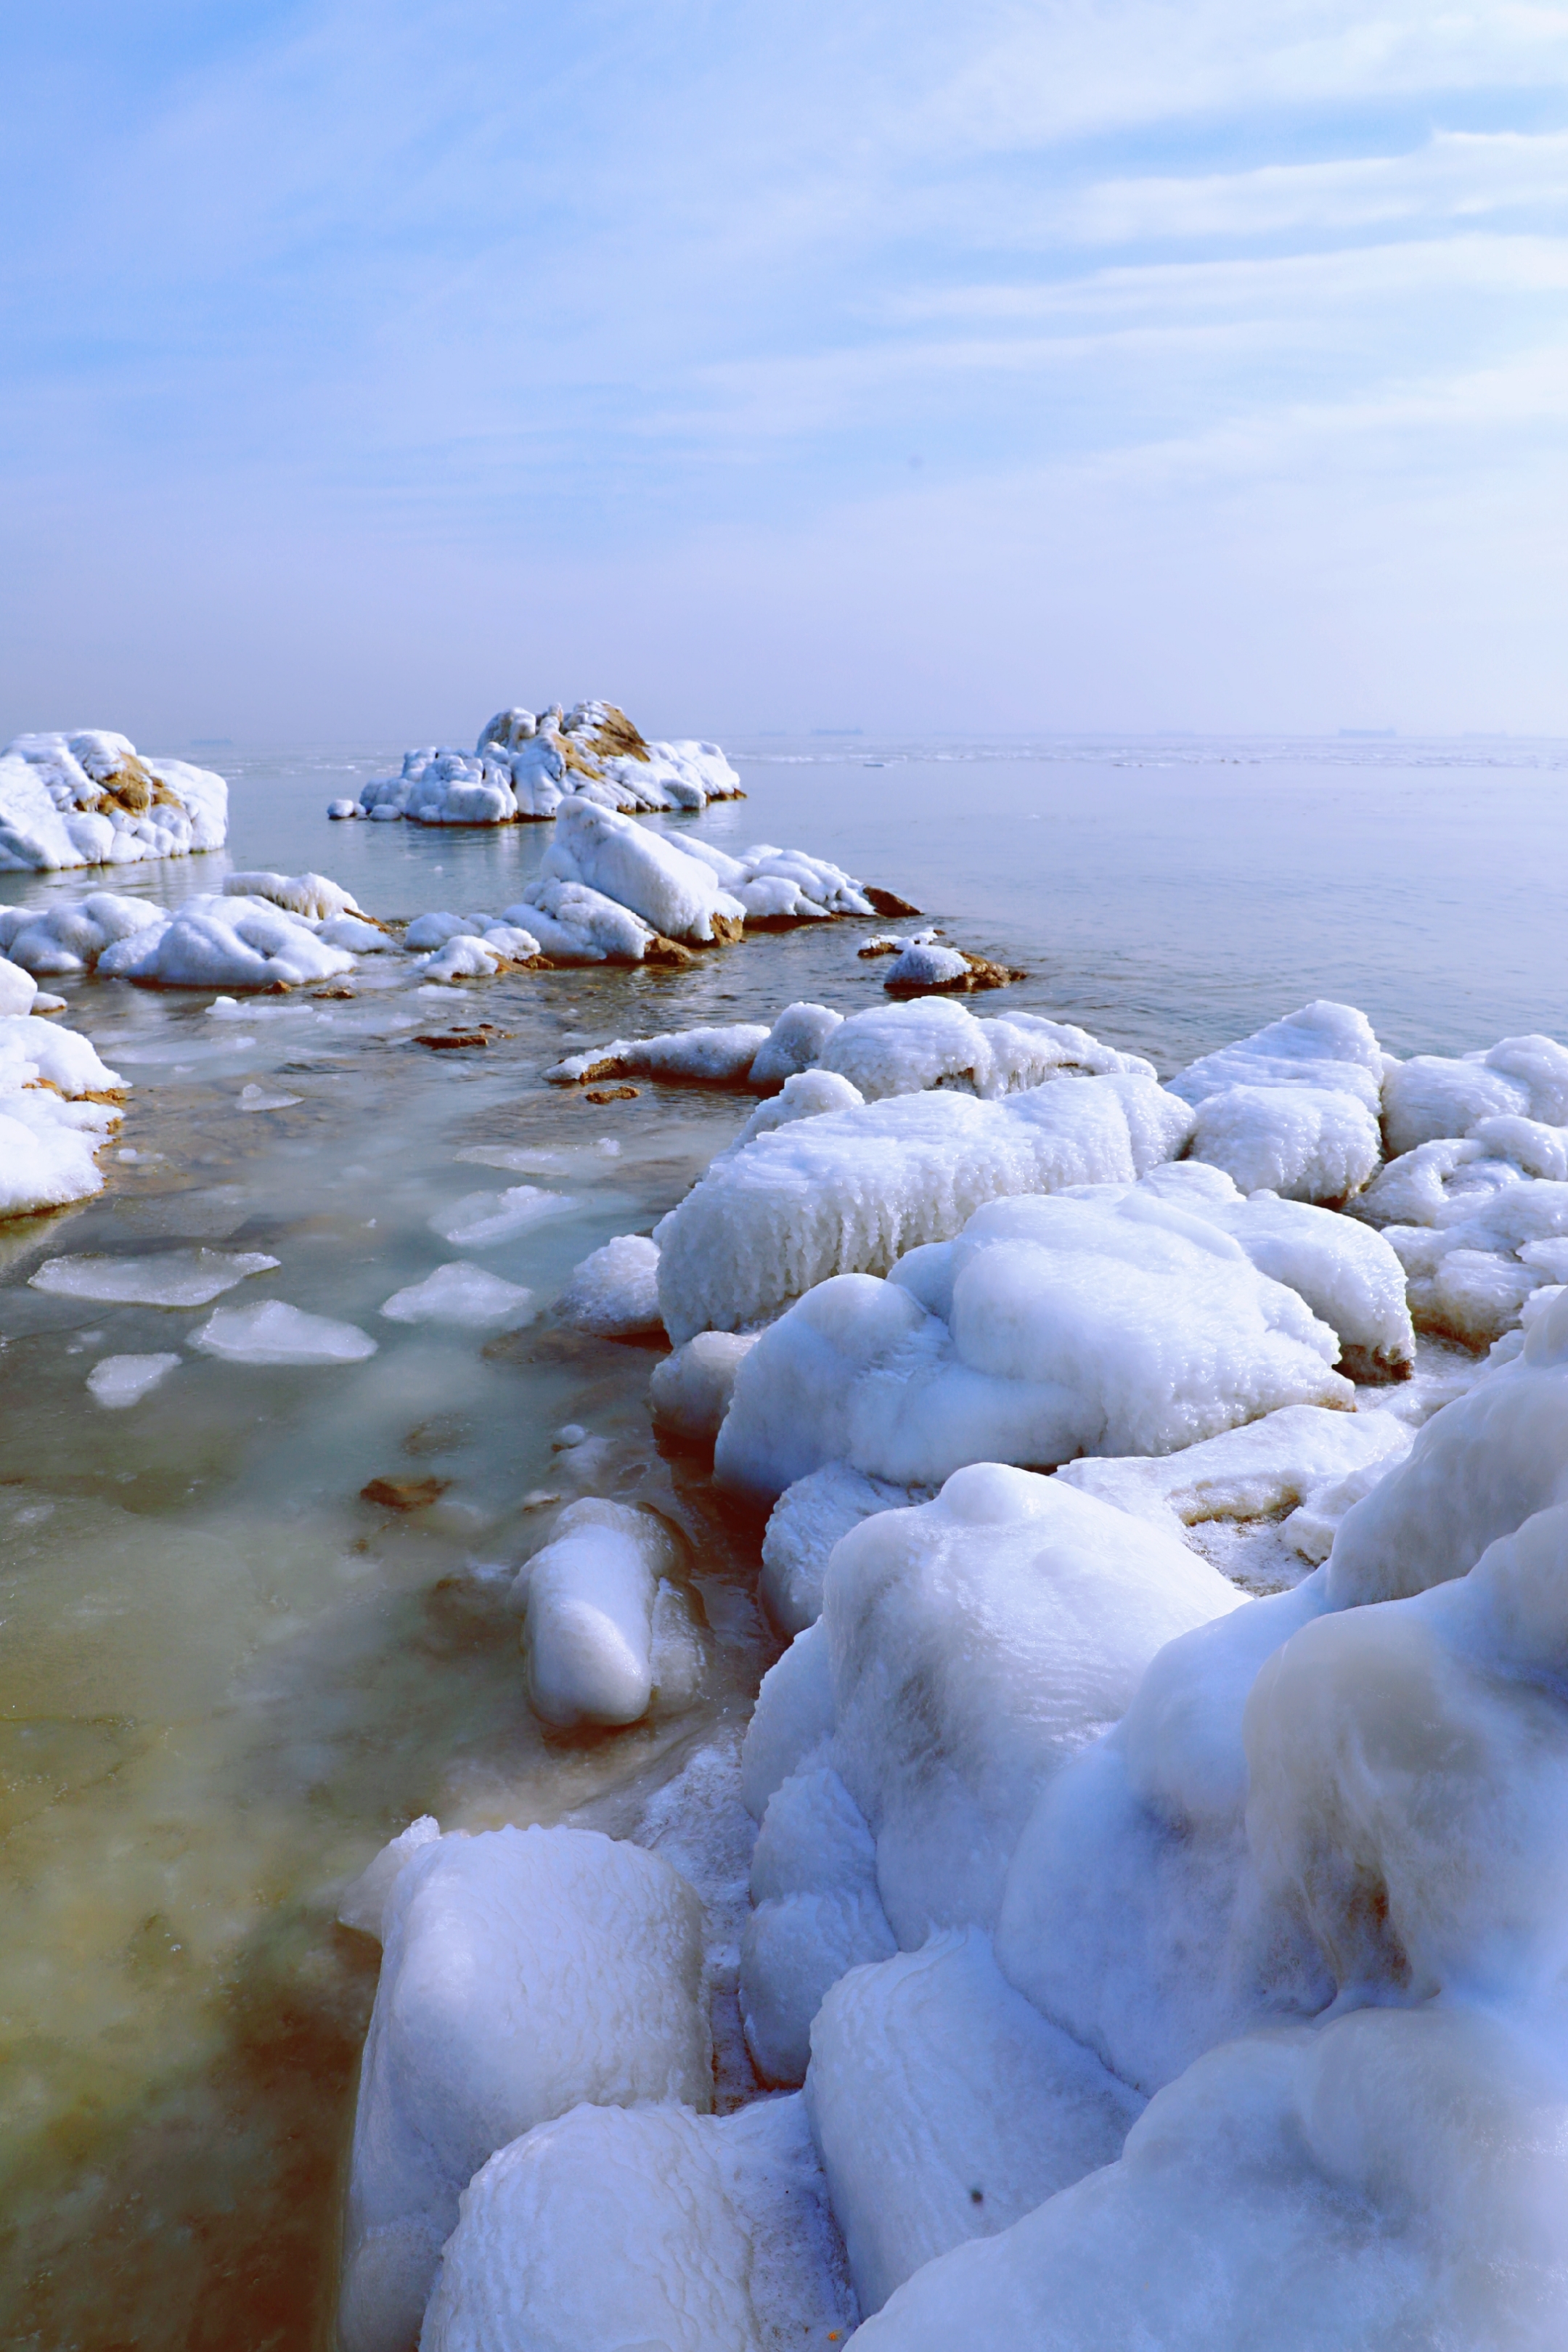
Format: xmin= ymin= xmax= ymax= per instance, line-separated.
xmin=748 ymin=1001 xmax=846 ymax=1087
xmin=679 ymin=836 xmax=875 ymax=923
xmin=507 ymin=1498 xmax=682 ymax=1728
xmin=0 ymin=891 xmax=166 ymax=976
xmin=500 ymin=876 xmax=665 ymax=964
xmin=378 ymin=1263 xmax=536 ymax=1328
xmin=551 ymin=1233 xmax=663 ymax=1337
xmin=806 ymin=1927 xmax=1143 ymax=2316
xmin=0 ymin=731 xmax=227 ymax=870
xmin=338 ymin=1821 xmax=709 ymax=2352
xmin=97 ymin=893 xmax=356 ymax=989
xmin=348 ymin=703 xmax=743 ymax=826
xmin=714 ymin=1180 xmax=1352 ymax=1506
xmin=0 ymin=1010 xmax=126 ymax=1218
xmin=648 ymin=1329 xmax=759 ymax=1443
xmin=820 ymin=1000 xmax=1153 ymax=1102
xmin=224 ymin=869 xmax=362 ymax=920
xmin=0 ymin=955 xmax=38 ymax=1015
xmin=541 ymin=796 xmax=747 ymax=945
xmin=658 ymin=1071 xmax=1195 ymax=1347
xmin=1169 ymin=1000 xmax=1384 ymax=1204
xmin=547 ymin=1024 xmax=770 ymax=1088
xmin=1059 ymin=1402 xmax=1413 ymax=1541
xmin=761 ymin=1460 xmax=928 ymax=1636
xmin=420 ymin=2092 xmax=855 ymax=2352
xmin=1382 ymin=1032 xmax=1568 ymax=1156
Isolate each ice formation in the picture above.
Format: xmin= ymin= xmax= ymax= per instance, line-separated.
xmin=761 ymin=1460 xmax=931 ymax=1636
xmin=507 ymin=1498 xmax=683 ymax=1728
xmin=540 ymin=798 xmax=747 ymax=945
xmin=338 ymin=1821 xmax=709 ymax=2352
xmin=30 ymin=1248 xmax=279 ymax=1307
xmin=86 ymin=1352 xmax=181 ymax=1408
xmin=1169 ymin=999 xmax=1384 ymax=1204
xmin=428 ymin=1186 xmax=579 ymax=1249
xmin=551 ymin=1233 xmax=663 ymax=1337
xmin=547 ymin=1025 xmax=771 ymax=1089
xmin=97 ymin=892 xmax=357 ymax=990
xmin=340 ymin=701 xmax=743 ymax=825
xmin=658 ymin=1071 xmax=1196 ymax=1345
xmin=1381 ymin=1032 xmax=1568 ymax=1156
xmin=0 ymin=1011 xmax=127 ymax=1217
xmin=0 ymin=891 xmax=167 ymax=976
xmin=0 ymin=730 xmax=227 ymax=870
xmin=378 ymin=1263 xmax=536 ymax=1328
xmin=189 ymin=1299 xmax=377 ymax=1365
xmin=648 ymin=1329 xmax=758 ymax=1442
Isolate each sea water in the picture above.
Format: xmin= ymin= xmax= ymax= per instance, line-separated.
xmin=0 ymin=732 xmax=1564 ymax=2347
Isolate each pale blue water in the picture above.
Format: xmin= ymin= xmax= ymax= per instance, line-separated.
xmin=0 ymin=730 xmax=1562 ymax=2346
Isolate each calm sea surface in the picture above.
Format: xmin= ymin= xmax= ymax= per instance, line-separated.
xmin=1 ymin=733 xmax=1564 ymax=2345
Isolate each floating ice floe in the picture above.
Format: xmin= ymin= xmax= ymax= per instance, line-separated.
xmin=30 ymin=1247 xmax=279 ymax=1306
xmin=551 ymin=1233 xmax=663 ymax=1337
xmin=238 ymin=1082 xmax=303 ymax=1111
xmin=1168 ymin=999 xmax=1385 ymax=1205
xmin=86 ymin=1352 xmax=181 ymax=1408
xmin=506 ymin=1498 xmax=687 ymax=1728
xmin=336 ymin=701 xmax=743 ymax=826
xmin=378 ymin=1262 xmax=536 ymax=1328
xmin=190 ymin=1299 xmax=377 ymax=1365
xmin=713 ymin=1179 xmax=1354 ymax=1506
xmin=657 ymin=1071 xmax=1194 ymax=1346
xmin=0 ymin=1012 xmax=126 ymax=1217
xmin=0 ymin=730 xmax=227 ymax=870
xmin=337 ymin=1821 xmax=710 ymax=2352
xmin=428 ymin=1185 xmax=579 ymax=1248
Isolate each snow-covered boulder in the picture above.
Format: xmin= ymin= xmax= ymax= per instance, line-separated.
xmin=344 ymin=701 xmax=743 ymax=825
xmin=0 ymin=731 xmax=227 ymax=870
xmin=551 ymin=1233 xmax=663 ymax=1337
xmin=1058 ymin=1402 xmax=1412 ymax=1544
xmin=648 ymin=1329 xmax=759 ymax=1443
xmin=0 ymin=1011 xmax=126 ymax=1217
xmin=501 ymin=878 xmax=665 ymax=964
xmin=819 ymin=1000 xmax=1153 ymax=1102
xmin=0 ymin=891 xmax=167 ymax=976
xmin=420 ymin=2092 xmax=854 ymax=2352
xmin=714 ymin=1179 xmax=1353 ymax=1506
xmin=761 ymin=1461 xmax=929 ymax=1635
xmin=224 ymin=869 xmax=362 ymax=920
xmin=1170 ymin=1000 xmax=1384 ymax=1204
xmin=507 ymin=1498 xmax=682 ymax=1728
xmin=338 ymin=1822 xmax=709 ymax=2352
xmin=677 ymin=836 xmax=875 ymax=922
xmin=547 ymin=1024 xmax=770 ymax=1088
xmin=542 ymin=796 xmax=747 ymax=945
xmin=658 ymin=1072 xmax=1195 ymax=1346
xmin=97 ymin=893 xmax=356 ymax=989
xmin=1381 ymin=1033 xmax=1568 ymax=1156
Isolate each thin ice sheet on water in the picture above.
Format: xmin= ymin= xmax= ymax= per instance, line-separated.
xmin=86 ymin=1353 xmax=181 ymax=1408
xmin=189 ymin=1299 xmax=377 ymax=1365
xmin=30 ymin=1249 xmax=280 ymax=1307
xmin=380 ymin=1262 xmax=536 ymax=1328
xmin=430 ymin=1187 xmax=581 ymax=1248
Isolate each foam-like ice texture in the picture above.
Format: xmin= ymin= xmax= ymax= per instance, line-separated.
xmin=658 ymin=1072 xmax=1194 ymax=1345
xmin=0 ymin=731 xmax=227 ymax=870
xmin=338 ymin=1822 xmax=708 ymax=2352
xmin=551 ymin=1233 xmax=663 ymax=1336
xmin=378 ymin=1263 xmax=536 ymax=1328
xmin=1382 ymin=1032 xmax=1568 ymax=1156
xmin=714 ymin=1183 xmax=1351 ymax=1505
xmin=510 ymin=1498 xmax=681 ymax=1728
xmin=420 ymin=2092 xmax=856 ymax=2352
xmin=190 ymin=1299 xmax=377 ymax=1365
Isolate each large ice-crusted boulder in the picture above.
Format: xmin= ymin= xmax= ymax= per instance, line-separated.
xmin=713 ymin=1179 xmax=1353 ymax=1506
xmin=658 ymin=1071 xmax=1195 ymax=1346
xmin=338 ymin=1822 xmax=709 ymax=2352
xmin=542 ymin=796 xmax=747 ymax=945
xmin=0 ymin=1013 xmax=127 ymax=1217
xmin=1169 ymin=1000 xmax=1384 ymax=1204
xmin=0 ymin=730 xmax=227 ymax=870
xmin=96 ymin=892 xmax=356 ymax=989
xmin=1381 ymin=1033 xmax=1568 ymax=1157
xmin=420 ymin=2093 xmax=856 ymax=2351
xmin=737 ymin=1467 xmax=1241 ymax=2083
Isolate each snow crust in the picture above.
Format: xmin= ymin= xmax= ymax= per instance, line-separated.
xmin=338 ymin=1822 xmax=709 ymax=2352
xmin=0 ymin=731 xmax=227 ymax=870
xmin=658 ymin=1071 xmax=1195 ymax=1346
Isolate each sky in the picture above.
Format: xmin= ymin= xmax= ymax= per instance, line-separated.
xmin=3 ymin=0 xmax=1568 ymax=743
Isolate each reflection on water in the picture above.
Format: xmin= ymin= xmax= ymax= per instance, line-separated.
xmin=1 ymin=732 xmax=1564 ymax=2345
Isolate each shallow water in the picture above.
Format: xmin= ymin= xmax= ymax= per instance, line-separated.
xmin=1 ymin=730 xmax=1564 ymax=2346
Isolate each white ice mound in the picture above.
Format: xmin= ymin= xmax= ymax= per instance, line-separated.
xmin=541 ymin=795 xmax=747 ymax=944
xmin=97 ymin=893 xmax=355 ymax=989
xmin=806 ymin=1927 xmax=1143 ymax=2316
xmin=1382 ymin=1032 xmax=1568 ymax=1156
xmin=547 ymin=1024 xmax=770 ymax=1087
xmin=761 ymin=1461 xmax=929 ymax=1636
xmin=817 ymin=1000 xmax=1154 ymax=1102
xmin=30 ymin=1247 xmax=278 ymax=1307
xmin=1170 ymin=1000 xmax=1384 ymax=1203
xmin=679 ymin=838 xmax=873 ymax=924
xmin=1059 ymin=1402 xmax=1413 ymax=1543
xmin=738 ymin=1468 xmax=1239 ymax=2083
xmin=714 ymin=1182 xmax=1351 ymax=1506
xmin=658 ymin=1071 xmax=1194 ymax=1347
xmin=351 ymin=701 xmax=743 ymax=825
xmin=0 ymin=1010 xmax=126 ymax=1217
xmin=86 ymin=1352 xmax=181 ymax=1408
xmin=508 ymin=1498 xmax=681 ymax=1728
xmin=0 ymin=891 xmax=164 ymax=976
xmin=378 ymin=1262 xmax=536 ymax=1328
xmin=421 ymin=2093 xmax=855 ymax=2352
xmin=648 ymin=1329 xmax=759 ymax=1443
xmin=338 ymin=1821 xmax=709 ymax=2352
xmin=0 ymin=731 xmax=227 ymax=870
xmin=224 ymin=869 xmax=362 ymax=920
xmin=190 ymin=1299 xmax=377 ymax=1365
xmin=0 ymin=955 xmax=37 ymax=1016
xmin=552 ymin=1233 xmax=663 ymax=1336
xmin=501 ymin=878 xmax=658 ymax=963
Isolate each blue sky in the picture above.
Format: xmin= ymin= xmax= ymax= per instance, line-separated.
xmin=4 ymin=1 xmax=1567 ymax=742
